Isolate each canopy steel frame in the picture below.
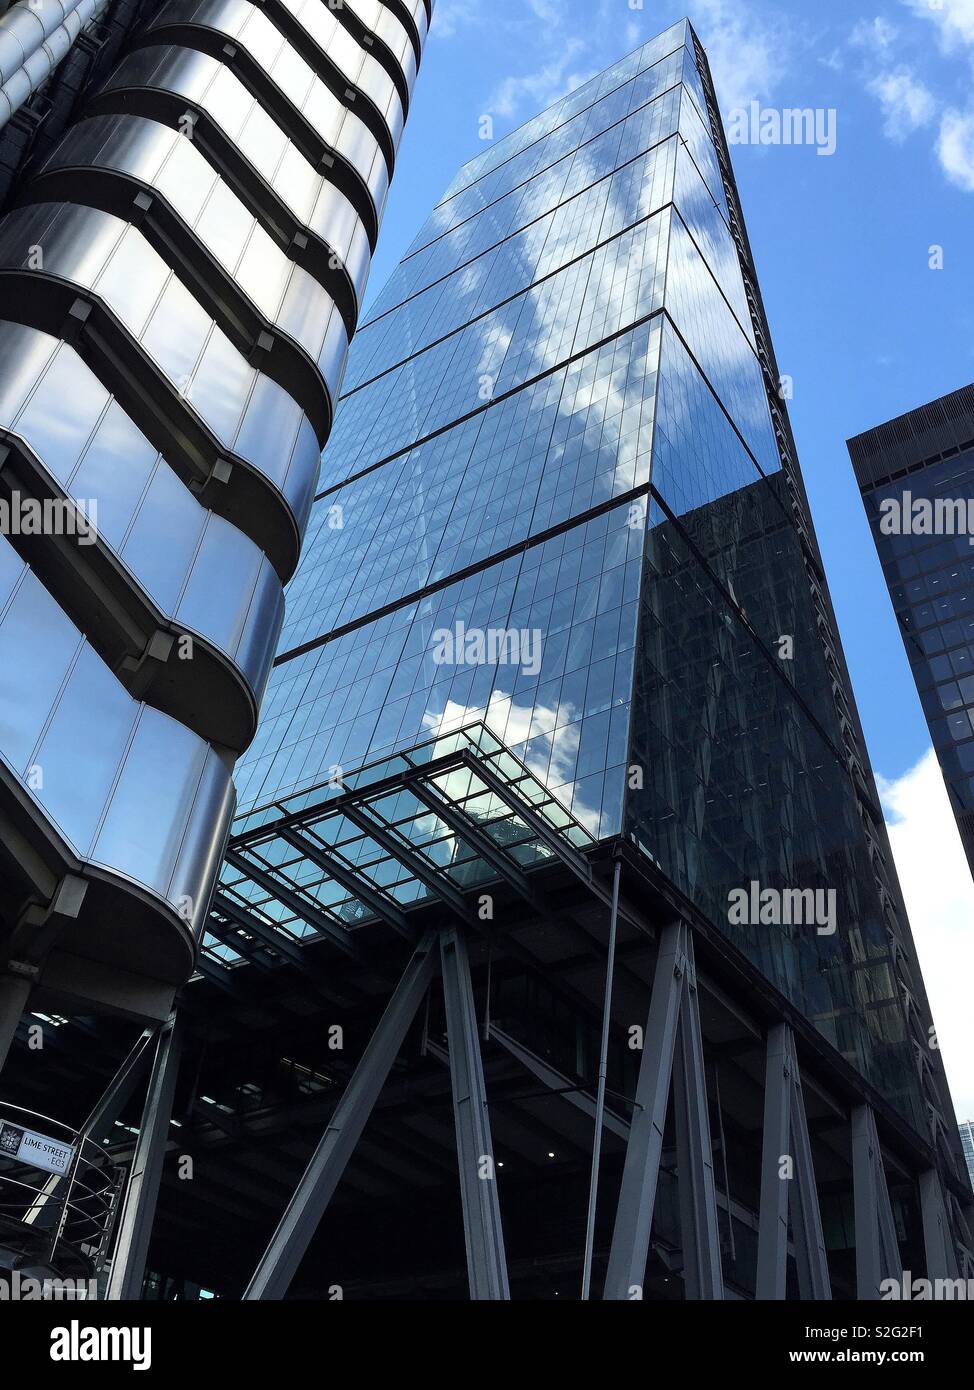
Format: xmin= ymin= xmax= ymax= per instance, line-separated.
xmin=408 ymin=779 xmax=535 ymax=903
xmin=276 ymin=825 xmax=414 ymax=939
xmin=337 ymin=801 xmax=473 ymax=922
xmin=211 ymin=891 xmax=319 ymax=971
xmin=223 ymin=848 xmax=364 ymax=959
xmin=210 ymin=727 xmax=604 ymax=985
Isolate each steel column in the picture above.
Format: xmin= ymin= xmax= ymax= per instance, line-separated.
xmin=440 ymin=925 xmax=510 ymax=1300
xmin=852 ymin=1104 xmax=901 ymax=1299
xmin=105 ymin=1014 xmax=183 ymax=1300
xmin=756 ymin=1024 xmax=830 ymax=1299
xmin=0 ymin=971 xmax=32 ymax=1074
xmin=756 ymin=1024 xmax=791 ymax=1298
xmin=603 ymin=920 xmax=687 ymax=1300
xmin=671 ymin=941 xmax=723 ymax=1299
xmin=919 ymin=1169 xmax=960 ymax=1283
xmin=581 ymin=859 xmax=621 ymax=1300
xmin=785 ymin=1030 xmax=831 ymax=1300
xmin=82 ymin=1028 xmax=158 ymax=1145
xmin=244 ymin=933 xmax=438 ymax=1300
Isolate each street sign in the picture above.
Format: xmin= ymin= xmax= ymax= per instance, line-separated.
xmin=0 ymin=1121 xmax=74 ymax=1174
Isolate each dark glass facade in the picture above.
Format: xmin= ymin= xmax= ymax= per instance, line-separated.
xmin=234 ymin=20 xmax=946 ymax=1137
xmin=849 ymin=385 xmax=974 ymax=879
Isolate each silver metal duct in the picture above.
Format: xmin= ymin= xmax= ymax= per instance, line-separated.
xmin=0 ymin=0 xmax=93 ymax=86
xmin=0 ymin=0 xmax=109 ymax=129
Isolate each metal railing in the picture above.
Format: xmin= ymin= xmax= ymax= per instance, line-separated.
xmin=0 ymin=1101 xmax=123 ymax=1279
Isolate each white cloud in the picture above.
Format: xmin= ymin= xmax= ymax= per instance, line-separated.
xmin=866 ymin=68 xmax=938 ymax=140
xmin=878 ymin=748 xmax=974 ymax=1122
xmin=525 ymin=0 xmax=561 ymax=21
xmin=938 ymin=106 xmax=974 ymax=189
xmin=851 ymin=16 xmax=900 ymax=50
xmin=430 ymin=0 xmax=481 ymax=40
xmin=462 ymin=0 xmax=784 ymax=135
xmin=691 ymin=0 xmax=781 ymax=115
xmin=904 ymin=0 xmax=974 ymax=51
xmin=479 ymin=0 xmax=615 ymax=124
xmin=488 ymin=38 xmax=592 ymax=120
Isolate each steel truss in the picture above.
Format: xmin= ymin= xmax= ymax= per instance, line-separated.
xmin=243 ymin=914 xmax=720 ymax=1301
xmin=90 ymin=938 xmax=965 ymax=1302
xmin=10 ymin=725 xmax=970 ymax=1301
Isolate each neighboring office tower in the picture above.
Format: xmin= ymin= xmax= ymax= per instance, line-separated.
xmin=848 ymin=384 xmax=974 ymax=880
xmin=177 ymin=18 xmax=968 ymax=1299
xmin=0 ymin=0 xmax=430 ymax=1054
xmin=961 ymin=1120 xmax=974 ymax=1191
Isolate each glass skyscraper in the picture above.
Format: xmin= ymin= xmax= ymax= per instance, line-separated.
xmin=849 ymin=383 xmax=974 ymax=879
xmin=234 ymin=18 xmax=946 ymax=1136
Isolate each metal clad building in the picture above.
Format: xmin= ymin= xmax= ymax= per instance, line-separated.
xmin=0 ymin=0 xmax=429 ymax=1040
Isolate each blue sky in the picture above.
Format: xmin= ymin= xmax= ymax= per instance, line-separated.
xmin=364 ymin=0 xmax=974 ymax=1115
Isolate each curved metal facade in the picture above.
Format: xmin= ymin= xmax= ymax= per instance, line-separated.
xmin=0 ymin=0 xmax=430 ymax=1013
